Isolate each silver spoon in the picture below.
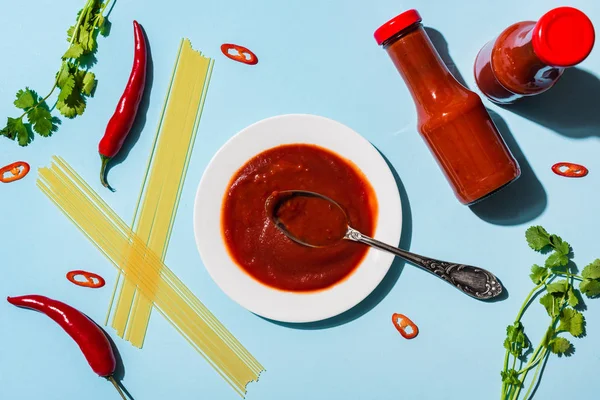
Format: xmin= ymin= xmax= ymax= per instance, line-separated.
xmin=265 ymin=190 xmax=503 ymax=300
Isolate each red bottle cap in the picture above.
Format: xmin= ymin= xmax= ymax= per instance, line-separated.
xmin=532 ymin=7 xmax=595 ymax=67
xmin=374 ymin=9 xmax=422 ymax=45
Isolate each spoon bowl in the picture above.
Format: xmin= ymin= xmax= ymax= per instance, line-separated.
xmin=266 ymin=190 xmax=350 ymax=248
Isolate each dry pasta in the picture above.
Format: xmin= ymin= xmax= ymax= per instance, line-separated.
xmin=108 ymin=39 xmax=214 ymax=347
xmin=38 ymin=156 xmax=264 ymax=396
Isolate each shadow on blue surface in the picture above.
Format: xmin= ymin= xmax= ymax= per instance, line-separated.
xmin=105 ymin=23 xmax=155 ymax=188
xmin=264 ymin=153 xmax=412 ymax=330
xmin=99 ymin=322 xmax=136 ymax=399
xmin=470 ymin=110 xmax=548 ymax=225
xmin=426 ymin=27 xmax=547 ymax=225
xmin=500 ymin=68 xmax=600 ymax=139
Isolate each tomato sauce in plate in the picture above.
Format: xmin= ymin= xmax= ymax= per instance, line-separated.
xmin=221 ymin=144 xmax=377 ymax=292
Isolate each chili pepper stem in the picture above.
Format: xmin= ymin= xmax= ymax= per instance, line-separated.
xmin=108 ymin=376 xmax=128 ymax=400
xmin=99 ymin=155 xmax=115 ymax=192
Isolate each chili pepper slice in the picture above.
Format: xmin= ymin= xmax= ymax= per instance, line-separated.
xmin=220 ymin=43 xmax=258 ymax=65
xmin=0 ymin=161 xmax=30 ymax=183
xmin=392 ymin=313 xmax=419 ymax=339
xmin=67 ymin=270 xmax=106 ymax=289
xmin=552 ymin=162 xmax=589 ymax=178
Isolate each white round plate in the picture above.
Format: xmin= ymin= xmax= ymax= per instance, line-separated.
xmin=193 ymin=114 xmax=402 ymax=323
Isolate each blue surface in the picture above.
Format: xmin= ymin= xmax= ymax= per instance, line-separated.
xmin=1 ymin=1 xmax=600 ymax=399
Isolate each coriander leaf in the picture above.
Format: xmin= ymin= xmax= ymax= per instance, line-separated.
xmin=0 ymin=117 xmax=18 ymax=140
xmin=581 ymin=259 xmax=600 ymax=280
xmin=530 ymin=264 xmax=548 ymax=285
xmin=541 ymin=326 xmax=555 ymax=347
xmin=81 ymin=71 xmax=96 ymax=96
xmin=57 ymin=63 xmax=72 ymax=87
xmin=550 ymin=337 xmax=572 ymax=355
xmin=58 ymin=75 xmax=76 ymax=102
xmin=67 ymin=25 xmax=75 ymax=42
xmin=558 ymin=308 xmax=585 ymax=337
xmin=14 ymin=88 xmax=36 ymax=109
xmin=526 ymin=226 xmax=550 ymax=250
xmin=28 ymin=106 xmax=54 ymax=137
xmin=546 ymin=251 xmax=569 ymax=268
xmin=79 ymin=28 xmax=93 ymax=52
xmin=100 ymin=18 xmax=111 ymax=37
xmin=567 ymin=287 xmax=580 ymax=308
xmin=546 ymin=279 xmax=568 ymax=295
xmin=549 ymin=234 xmax=570 ymax=255
xmin=501 ymin=369 xmax=521 ymax=386
xmin=57 ymin=89 xmax=86 ymax=118
xmin=63 ymin=44 xmax=84 ymax=60
xmin=504 ymin=322 xmax=529 ymax=357
xmin=580 ymin=279 xmax=600 ymax=298
xmin=540 ymin=293 xmax=561 ymax=317
xmin=4 ymin=117 xmax=31 ymax=146
xmin=0 ymin=126 xmax=12 ymax=140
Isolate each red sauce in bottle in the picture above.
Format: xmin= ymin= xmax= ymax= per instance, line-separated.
xmin=474 ymin=7 xmax=595 ymax=104
xmin=375 ymin=10 xmax=520 ymax=205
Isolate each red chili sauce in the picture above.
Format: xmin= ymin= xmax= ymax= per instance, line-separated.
xmin=268 ymin=191 xmax=349 ymax=248
xmin=222 ymin=144 xmax=377 ymax=292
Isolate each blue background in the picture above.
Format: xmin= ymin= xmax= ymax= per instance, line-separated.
xmin=1 ymin=0 xmax=600 ymax=399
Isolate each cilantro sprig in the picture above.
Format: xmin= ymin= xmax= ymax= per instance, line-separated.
xmin=1 ymin=0 xmax=111 ymax=146
xmin=501 ymin=226 xmax=600 ymax=399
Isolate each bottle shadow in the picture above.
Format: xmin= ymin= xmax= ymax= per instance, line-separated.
xmin=426 ymin=27 xmax=547 ymax=225
xmin=263 ymin=152 xmax=412 ymax=330
xmin=498 ymin=67 xmax=600 ymax=139
xmin=470 ymin=110 xmax=548 ymax=225
xmin=104 ymin=24 xmax=154 ymax=189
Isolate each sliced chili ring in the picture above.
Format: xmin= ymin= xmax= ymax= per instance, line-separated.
xmin=0 ymin=161 xmax=30 ymax=183
xmin=551 ymin=162 xmax=588 ymax=178
xmin=392 ymin=313 xmax=419 ymax=339
xmin=66 ymin=270 xmax=106 ymax=289
xmin=220 ymin=43 xmax=258 ymax=65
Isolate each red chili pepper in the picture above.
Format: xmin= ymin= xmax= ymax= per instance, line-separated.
xmin=392 ymin=313 xmax=419 ymax=339
xmin=0 ymin=161 xmax=30 ymax=183
xmin=551 ymin=162 xmax=589 ymax=178
xmin=99 ymin=20 xmax=148 ymax=191
xmin=220 ymin=43 xmax=258 ymax=65
xmin=66 ymin=270 xmax=106 ymax=289
xmin=7 ymin=295 xmax=127 ymax=399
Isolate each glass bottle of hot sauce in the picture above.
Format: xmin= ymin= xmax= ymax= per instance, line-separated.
xmin=474 ymin=7 xmax=595 ymax=104
xmin=374 ymin=10 xmax=520 ymax=205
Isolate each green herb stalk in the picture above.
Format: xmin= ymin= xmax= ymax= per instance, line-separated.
xmin=500 ymin=226 xmax=600 ymax=399
xmin=1 ymin=0 xmax=112 ymax=146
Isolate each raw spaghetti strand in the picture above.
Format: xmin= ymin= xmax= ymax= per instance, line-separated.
xmin=124 ymin=45 xmax=212 ymax=344
xmin=48 ymin=157 xmax=260 ymax=370
xmin=49 ymin=159 xmax=260 ymax=371
xmin=53 ymin=157 xmax=264 ymax=376
xmin=37 ymin=159 xmax=262 ymax=390
xmin=37 ymin=157 xmax=264 ymax=395
xmin=105 ymin=39 xmax=184 ymax=328
xmin=107 ymin=39 xmax=214 ymax=347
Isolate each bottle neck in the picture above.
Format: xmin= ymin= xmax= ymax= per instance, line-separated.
xmin=383 ymin=24 xmax=466 ymax=113
xmin=492 ymin=22 xmax=563 ymax=94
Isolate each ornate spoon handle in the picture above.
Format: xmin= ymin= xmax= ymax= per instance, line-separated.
xmin=345 ymin=227 xmax=503 ymax=300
